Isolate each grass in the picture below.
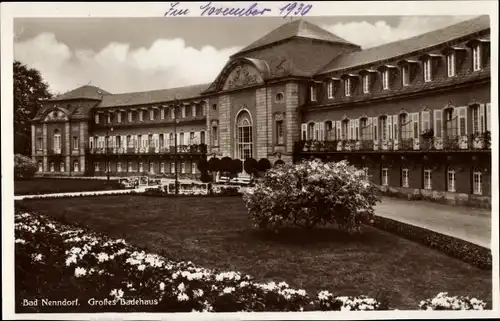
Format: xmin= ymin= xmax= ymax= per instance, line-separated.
xmin=17 ymin=195 xmax=492 ymax=310
xmin=14 ymin=178 xmax=121 ymax=195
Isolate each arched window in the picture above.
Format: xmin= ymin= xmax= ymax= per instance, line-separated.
xmin=50 ymin=162 xmax=55 ymax=172
xmin=53 ymin=129 xmax=61 ymax=153
xmin=179 ymin=132 xmax=185 ymax=146
xmin=148 ymin=134 xmax=154 ymax=148
xmin=200 ymin=131 xmax=206 ymax=144
xmin=73 ymin=160 xmax=79 ymax=172
xmin=381 ymin=166 xmax=389 ymax=186
xmin=472 ymin=167 xmax=483 ymax=195
xmin=447 ymin=166 xmax=456 ymax=192
xmin=360 ymin=117 xmax=371 ymax=140
xmin=127 ymin=135 xmax=132 ymax=148
xmin=307 ymin=122 xmax=315 ymax=140
xmin=325 ymin=121 xmax=333 ymax=140
xmin=37 ymin=161 xmax=43 ymax=172
xmin=341 ymin=119 xmax=349 ymax=140
xmin=379 ymin=115 xmax=389 ymax=141
xmin=159 ymin=134 xmax=164 ymax=148
xmin=401 ymin=167 xmax=409 ymax=188
xmin=60 ymin=162 xmax=65 ymax=173
xmin=237 ymin=111 xmax=253 ymax=159
xmin=423 ymin=167 xmax=432 ymax=190
xmin=399 ymin=113 xmax=412 ymax=140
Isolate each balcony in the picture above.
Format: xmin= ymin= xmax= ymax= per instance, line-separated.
xmin=47 ymin=148 xmax=63 ymax=156
xmin=297 ymin=132 xmax=490 ymax=154
xmin=92 ymin=114 xmax=206 ymax=129
xmin=88 ymin=144 xmax=208 ymax=155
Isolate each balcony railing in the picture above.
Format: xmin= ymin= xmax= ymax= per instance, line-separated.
xmin=298 ymin=132 xmax=490 ymax=153
xmin=88 ymin=144 xmax=208 ymax=155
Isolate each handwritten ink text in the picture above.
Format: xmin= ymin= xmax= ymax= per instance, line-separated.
xmin=279 ymin=2 xmax=313 ymax=18
xmin=200 ymin=2 xmax=272 ymax=17
xmin=164 ymin=2 xmax=189 ymax=17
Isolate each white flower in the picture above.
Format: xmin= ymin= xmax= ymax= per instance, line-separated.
xmin=222 ymin=287 xmax=235 ymax=294
xmin=137 ymin=264 xmax=146 ymax=271
xmin=15 ymin=239 xmax=26 ymax=244
xmin=159 ymin=282 xmax=165 ymax=291
xmin=239 ymin=281 xmax=250 ymax=288
xmin=193 ymin=289 xmax=204 ymax=298
xmin=177 ymin=282 xmax=186 ymax=292
xmin=110 ymin=289 xmax=124 ymax=299
xmin=74 ymin=267 xmax=87 ymax=278
xmin=31 ymin=253 xmax=43 ymax=262
xmin=177 ymin=293 xmax=189 ymax=301
xmin=126 ymin=282 xmax=133 ymax=288
xmin=65 ymin=255 xmax=77 ymax=266
xmin=97 ymin=252 xmax=110 ymax=263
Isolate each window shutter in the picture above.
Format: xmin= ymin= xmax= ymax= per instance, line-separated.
xmin=347 ymin=121 xmax=352 ymax=140
xmin=479 ymin=104 xmax=485 ymax=133
xmin=301 ymin=123 xmax=307 ymax=140
xmin=392 ymin=115 xmax=398 ymax=140
xmin=412 ymin=113 xmax=420 ymax=139
xmin=319 ymin=122 xmax=325 ymax=141
xmin=422 ymin=110 xmax=430 ymax=132
xmin=367 ymin=117 xmax=373 ymax=140
xmin=486 ymin=103 xmax=490 ymax=131
xmin=336 ymin=121 xmax=341 ymax=140
xmin=372 ymin=117 xmax=378 ymax=141
xmin=387 ymin=116 xmax=393 ymax=139
xmin=457 ymin=107 xmax=467 ymax=136
xmin=434 ymin=109 xmax=442 ymax=137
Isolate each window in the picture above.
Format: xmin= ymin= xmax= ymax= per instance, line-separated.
xmin=422 ymin=110 xmax=431 ymax=132
xmin=447 ymin=167 xmax=456 ymax=192
xmin=192 ymin=162 xmax=196 ymax=174
xmin=126 ymin=135 xmax=132 ymax=148
xmin=73 ymin=136 xmax=79 ymax=150
xmin=181 ymin=106 xmax=186 ymax=118
xmin=73 ymin=160 xmax=79 ymax=172
xmin=276 ymin=92 xmax=284 ymax=103
xmin=159 ymin=134 xmax=164 ymax=148
xmin=382 ymin=70 xmax=390 ymax=90
xmin=138 ymin=135 xmax=142 ymax=149
xmin=325 ymin=121 xmax=334 ymax=140
xmin=310 ymin=86 xmax=316 ymax=102
xmin=473 ymin=168 xmax=482 ymax=195
xmin=181 ymin=161 xmax=186 ymax=174
xmin=53 ymin=129 xmax=61 ymax=153
xmin=344 ymin=78 xmax=351 ymax=97
xmin=169 ymin=133 xmax=175 ymax=147
xmin=423 ymin=59 xmax=432 ymax=82
xmin=160 ymin=162 xmax=165 ymax=173
xmin=37 ymin=161 xmax=43 ymax=172
xmin=171 ymin=162 xmax=176 ymax=173
xmin=380 ymin=116 xmax=388 ymax=141
xmin=360 ymin=118 xmax=371 ymax=140
xmin=179 ymin=133 xmax=184 ymax=146
xmin=363 ymin=167 xmax=369 ymax=181
xmin=106 ymin=161 xmax=111 ymax=173
xmin=327 ymin=81 xmax=334 ymax=98
xmin=139 ymin=110 xmax=144 ymax=122
xmin=402 ymin=168 xmax=409 ymax=188
xmin=60 ymin=162 xmax=65 ymax=173
xmin=128 ymin=111 xmax=132 ymax=122
xmin=117 ymin=112 xmax=122 ymax=123
xmin=128 ymin=161 xmax=132 ymax=172
xmin=447 ymin=53 xmax=456 ymax=77
xmin=473 ymin=45 xmax=481 ymax=71
xmin=190 ymin=132 xmax=195 ymax=145
xmin=50 ymin=162 xmax=55 ymax=172
xmin=161 ymin=108 xmax=165 ymax=120
xmin=276 ymin=120 xmax=284 ymax=145
xmin=472 ymin=105 xmax=480 ymax=134
xmin=117 ymin=162 xmax=122 ymax=173
xmin=212 ymin=126 xmax=218 ymax=146
xmin=341 ymin=120 xmax=349 ymax=140
xmin=148 ymin=134 xmax=154 ymax=148
xmin=362 ymin=75 xmax=370 ymax=94
xmin=149 ymin=162 xmax=154 ymax=173
xmin=382 ymin=167 xmax=389 ymax=186
xmin=95 ymin=162 xmax=100 ymax=172
xmin=37 ymin=137 xmax=43 ymax=150
xmin=138 ymin=161 xmax=143 ymax=172
xmin=237 ymin=111 xmax=253 ymax=159
xmin=95 ymin=113 xmax=100 ymax=124
xmin=444 ymin=108 xmax=457 ymax=138
xmin=150 ymin=109 xmax=154 ymax=121
xmin=424 ymin=168 xmax=432 ymax=190
xmin=402 ymin=65 xmax=410 ymax=86
xmin=200 ymin=131 xmax=206 ymax=144
xmin=212 ymin=104 xmax=217 ymax=111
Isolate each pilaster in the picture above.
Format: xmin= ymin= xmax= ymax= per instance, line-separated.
xmin=31 ymin=124 xmax=35 ymax=157
xmin=42 ymin=123 xmax=48 ymax=171
xmin=218 ymin=95 xmax=231 ymax=157
xmin=285 ymin=83 xmax=299 ymax=154
xmin=266 ymin=88 xmax=273 ymax=155
xmin=255 ymin=88 xmax=267 ymax=160
xmin=65 ymin=122 xmax=71 ymax=171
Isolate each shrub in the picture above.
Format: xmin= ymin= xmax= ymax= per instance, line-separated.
xmin=244 ymin=158 xmax=258 ymax=176
xmin=231 ymin=159 xmax=243 ymax=176
xmin=199 ymin=170 xmax=213 ymax=183
xmin=243 ymin=159 xmax=380 ymax=232
xmin=257 ymin=158 xmax=272 ymax=172
xmin=197 ymin=159 xmax=209 ymax=173
xmin=207 ymin=157 xmax=220 ymax=173
xmin=14 ymin=154 xmax=38 ymax=179
xmin=419 ymin=292 xmax=487 ymax=310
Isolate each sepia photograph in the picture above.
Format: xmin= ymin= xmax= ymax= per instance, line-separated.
xmin=2 ymin=1 xmax=498 ymax=319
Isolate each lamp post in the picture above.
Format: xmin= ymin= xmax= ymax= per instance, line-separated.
xmin=106 ymin=112 xmax=114 ymax=181
xmin=173 ymin=99 xmax=179 ymax=196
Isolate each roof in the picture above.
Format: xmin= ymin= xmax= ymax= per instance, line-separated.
xmin=318 ymin=15 xmax=490 ymax=74
xmin=234 ymin=19 xmax=357 ymax=57
xmin=50 ymin=85 xmax=111 ymax=101
xmin=97 ymin=83 xmax=211 ymax=108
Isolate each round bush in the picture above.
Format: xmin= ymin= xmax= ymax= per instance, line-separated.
xmin=200 ymin=170 xmax=213 ymax=183
xmin=197 ymin=159 xmax=209 ymax=172
xmin=208 ymin=157 xmax=220 ymax=172
xmin=244 ymin=158 xmax=258 ymax=175
xmin=257 ymin=158 xmax=272 ymax=172
xmin=243 ymin=159 xmax=380 ymax=232
xmin=14 ymin=154 xmax=38 ymax=179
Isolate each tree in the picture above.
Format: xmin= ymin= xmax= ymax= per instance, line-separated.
xmin=208 ymin=157 xmax=220 ymax=173
xmin=231 ymin=159 xmax=243 ymax=177
xmin=14 ymin=61 xmax=53 ymax=156
xmin=197 ymin=158 xmax=209 ymax=172
xmin=242 ymin=159 xmax=380 ymax=232
xmin=219 ymin=157 xmax=233 ymax=177
xmin=257 ymin=158 xmax=272 ymax=172
xmin=244 ymin=158 xmax=258 ymax=176
xmin=14 ymin=154 xmax=38 ymax=179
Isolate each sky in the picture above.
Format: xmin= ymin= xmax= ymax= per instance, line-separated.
xmin=14 ymin=15 xmax=476 ymax=95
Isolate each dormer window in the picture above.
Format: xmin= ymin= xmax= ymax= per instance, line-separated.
xmin=139 ymin=110 xmax=144 ymax=121
xmin=310 ymin=85 xmax=317 ymax=102
xmin=117 ymin=112 xmax=122 ymax=123
xmin=344 ymin=78 xmax=351 ymax=97
xmin=95 ymin=113 xmax=100 ymax=124
xmin=382 ymin=70 xmax=390 ymax=90
xmin=423 ymin=59 xmax=432 ymax=82
xmin=402 ymin=65 xmax=410 ymax=86
xmin=362 ymin=75 xmax=370 ymax=94
xmin=446 ymin=52 xmax=456 ymax=77
xmin=128 ymin=111 xmax=132 ymax=122
xmin=473 ymin=45 xmax=481 ymax=71
xmin=327 ymin=81 xmax=334 ymax=99
xmin=150 ymin=109 xmax=154 ymax=120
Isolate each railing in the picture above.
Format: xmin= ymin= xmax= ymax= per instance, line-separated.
xmin=88 ymin=144 xmax=208 ymax=155
xmin=298 ymin=132 xmax=490 ymax=153
xmin=92 ymin=114 xmax=206 ymax=128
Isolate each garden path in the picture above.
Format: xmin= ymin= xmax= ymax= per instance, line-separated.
xmin=375 ymin=197 xmax=492 ymax=249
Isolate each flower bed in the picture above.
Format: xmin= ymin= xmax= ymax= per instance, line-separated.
xmin=142 ymin=184 xmax=242 ymax=197
xmin=15 ymin=210 xmax=488 ymax=312
xmin=372 ymin=216 xmax=492 ymax=270
xmin=16 ymin=190 xmax=139 ymax=200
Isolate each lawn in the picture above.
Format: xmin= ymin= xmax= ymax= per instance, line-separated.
xmin=14 ymin=178 xmax=121 ymax=195
xmin=17 ymin=195 xmax=492 ymax=310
